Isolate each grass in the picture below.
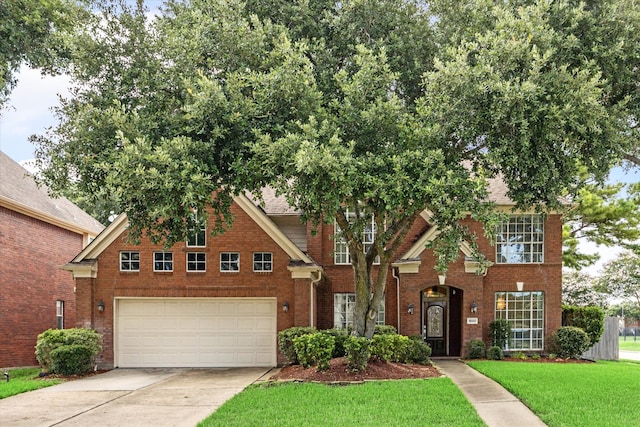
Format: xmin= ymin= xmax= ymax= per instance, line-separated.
xmin=198 ymin=378 xmax=486 ymax=427
xmin=619 ymin=336 xmax=640 ymax=351
xmin=0 ymin=367 xmax=61 ymax=399
xmin=467 ymin=360 xmax=640 ymax=427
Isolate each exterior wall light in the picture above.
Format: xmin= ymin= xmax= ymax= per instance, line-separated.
xmin=283 ymin=301 xmax=289 ymax=313
xmin=470 ymin=301 xmax=477 ymax=313
xmin=97 ymin=300 xmax=105 ymax=312
xmin=408 ymin=303 xmax=414 ymax=315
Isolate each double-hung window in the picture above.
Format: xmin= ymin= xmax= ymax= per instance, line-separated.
xmin=56 ymin=300 xmax=64 ymax=329
xmin=496 ymin=214 xmax=544 ymax=263
xmin=187 ymin=252 xmax=206 ymax=272
xmin=334 ymin=209 xmax=378 ymax=265
xmin=253 ymin=252 xmax=272 ymax=272
xmin=333 ymin=293 xmax=385 ymax=329
xmin=220 ymin=252 xmax=240 ymax=272
xmin=120 ymin=251 xmax=140 ymax=271
xmin=187 ymin=219 xmax=206 ymax=247
xmin=154 ymin=252 xmax=173 ymax=272
xmin=495 ymin=291 xmax=544 ymax=350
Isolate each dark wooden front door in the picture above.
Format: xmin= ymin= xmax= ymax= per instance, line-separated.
xmin=425 ymin=301 xmax=447 ymax=356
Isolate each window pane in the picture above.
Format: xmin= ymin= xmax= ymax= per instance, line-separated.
xmin=495 ymin=215 xmax=544 ymax=264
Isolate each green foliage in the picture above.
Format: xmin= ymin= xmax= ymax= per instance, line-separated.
xmin=487 ymin=345 xmax=504 ymax=360
xmin=35 ymin=328 xmax=102 ymax=373
xmin=344 ymin=336 xmax=371 ymax=373
xmin=406 ymin=336 xmax=432 ymax=365
xmin=598 ymin=251 xmax=640 ymax=308
xmin=466 ymin=339 xmax=486 ymax=359
xmin=370 ymin=333 xmax=412 ymax=363
xmin=321 ymin=328 xmax=349 ymax=358
xmin=293 ymin=332 xmax=335 ymax=371
xmin=562 ymin=305 xmax=605 ymax=345
xmin=511 ymin=351 xmax=528 ymax=361
xmin=562 ymin=271 xmax=609 ymax=307
xmin=0 ymin=368 xmax=61 ymax=399
xmin=548 ymin=326 xmax=591 ymax=359
xmin=488 ymin=319 xmax=511 ymax=349
xmin=277 ymin=327 xmax=316 ymax=364
xmin=50 ymin=344 xmax=95 ymax=375
xmin=374 ymin=325 xmax=398 ymax=335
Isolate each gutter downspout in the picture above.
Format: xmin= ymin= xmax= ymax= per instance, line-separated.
xmin=393 ymin=267 xmax=400 ymax=333
xmin=310 ymin=270 xmax=322 ymax=327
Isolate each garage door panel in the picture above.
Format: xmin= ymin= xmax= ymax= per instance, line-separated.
xmin=117 ymin=298 xmax=276 ymax=367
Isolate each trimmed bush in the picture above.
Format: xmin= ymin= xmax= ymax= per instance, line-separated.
xmin=406 ymin=336 xmax=432 ymax=365
xmin=277 ymin=326 xmax=316 ymax=364
xmin=293 ymin=332 xmax=335 ymax=371
xmin=487 ymin=345 xmax=504 ymax=360
xmin=322 ymin=328 xmax=349 ymax=358
xmin=370 ymin=334 xmax=395 ymax=362
xmin=35 ymin=328 xmax=102 ymax=373
xmin=489 ymin=319 xmax=511 ymax=349
xmin=562 ymin=305 xmax=604 ymax=346
xmin=50 ymin=344 xmax=95 ymax=375
xmin=345 ymin=336 xmax=370 ymax=373
xmin=549 ymin=326 xmax=591 ymax=359
xmin=374 ymin=325 xmax=398 ymax=335
xmin=467 ymin=339 xmax=486 ymax=359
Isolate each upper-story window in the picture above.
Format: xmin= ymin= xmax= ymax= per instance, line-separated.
xmin=496 ymin=214 xmax=544 ymax=263
xmin=253 ymin=252 xmax=272 ymax=272
xmin=187 ymin=218 xmax=206 ymax=247
xmin=187 ymin=252 xmax=206 ymax=272
xmin=220 ymin=252 xmax=240 ymax=272
xmin=120 ymin=251 xmax=140 ymax=271
xmin=154 ymin=252 xmax=173 ymax=272
xmin=334 ymin=209 xmax=378 ymax=265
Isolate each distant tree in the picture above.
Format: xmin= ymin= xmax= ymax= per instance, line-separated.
xmin=562 ymin=271 xmax=609 ymax=308
xmin=606 ymin=302 xmax=640 ymax=325
xmin=599 ymin=252 xmax=640 ymax=310
xmin=0 ymin=0 xmax=88 ymax=109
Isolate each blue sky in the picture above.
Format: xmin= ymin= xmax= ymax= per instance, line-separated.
xmin=1 ymin=60 xmax=637 ymax=276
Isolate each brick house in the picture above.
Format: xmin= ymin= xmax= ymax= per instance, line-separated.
xmin=0 ymin=151 xmax=104 ymax=368
xmin=63 ymin=184 xmax=562 ymax=368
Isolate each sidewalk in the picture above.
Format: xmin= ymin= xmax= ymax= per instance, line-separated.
xmin=433 ymin=359 xmax=547 ymax=427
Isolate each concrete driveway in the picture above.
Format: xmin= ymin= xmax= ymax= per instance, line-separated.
xmin=0 ymin=367 xmax=273 ymax=427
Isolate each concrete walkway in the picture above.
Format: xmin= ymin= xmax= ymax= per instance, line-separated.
xmin=434 ymin=359 xmax=547 ymax=427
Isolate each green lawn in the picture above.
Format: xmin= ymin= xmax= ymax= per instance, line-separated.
xmin=619 ymin=336 xmax=640 ymax=351
xmin=198 ymin=379 xmax=486 ymax=427
xmin=468 ymin=360 xmax=640 ymax=427
xmin=0 ymin=368 xmax=61 ymax=399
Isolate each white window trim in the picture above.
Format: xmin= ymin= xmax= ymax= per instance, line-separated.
xmin=334 ymin=209 xmax=380 ymax=265
xmin=333 ymin=293 xmax=385 ymax=329
xmin=56 ymin=300 xmax=64 ymax=329
xmin=187 ymin=225 xmax=206 ymax=247
xmin=496 ymin=214 xmax=544 ymax=264
xmin=120 ymin=251 xmax=140 ymax=272
xmin=153 ymin=251 xmax=173 ymax=272
xmin=220 ymin=252 xmax=240 ymax=272
xmin=253 ymin=252 xmax=273 ymax=272
xmin=495 ymin=291 xmax=544 ymax=351
xmin=186 ymin=252 xmax=206 ymax=272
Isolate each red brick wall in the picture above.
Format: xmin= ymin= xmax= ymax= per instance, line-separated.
xmin=0 ymin=207 xmax=81 ymax=368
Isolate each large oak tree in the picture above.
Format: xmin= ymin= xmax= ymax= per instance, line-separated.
xmin=35 ymin=0 xmax=640 ymax=338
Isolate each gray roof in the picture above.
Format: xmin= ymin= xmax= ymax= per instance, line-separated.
xmin=0 ymin=151 xmax=104 ymax=234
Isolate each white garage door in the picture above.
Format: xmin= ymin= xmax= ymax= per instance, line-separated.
xmin=116 ymin=298 xmax=277 ymax=368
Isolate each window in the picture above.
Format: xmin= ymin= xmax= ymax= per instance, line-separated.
xmin=186 ymin=252 xmax=206 ymax=272
xmin=56 ymin=300 xmax=64 ymax=329
xmin=220 ymin=252 xmax=240 ymax=271
xmin=496 ymin=214 xmax=544 ymax=263
xmin=333 ymin=293 xmax=385 ymax=329
xmin=154 ymin=252 xmax=173 ymax=272
xmin=187 ymin=222 xmax=206 ymax=247
xmin=120 ymin=251 xmax=140 ymax=271
xmin=253 ymin=252 xmax=272 ymax=272
xmin=495 ymin=292 xmax=544 ymax=350
xmin=334 ymin=209 xmax=378 ymax=264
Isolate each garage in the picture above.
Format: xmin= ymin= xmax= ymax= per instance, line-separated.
xmin=115 ymin=298 xmax=277 ymax=368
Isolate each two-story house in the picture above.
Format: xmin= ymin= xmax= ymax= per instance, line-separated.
xmin=62 ymin=183 xmax=562 ymax=368
xmin=0 ymin=151 xmax=104 ymax=368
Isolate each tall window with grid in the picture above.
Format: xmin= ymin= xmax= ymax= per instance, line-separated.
xmin=496 ymin=214 xmax=544 ymax=263
xmin=334 ymin=210 xmax=378 ymax=265
xmin=495 ymin=291 xmax=544 ymax=350
xmin=333 ymin=293 xmax=385 ymax=329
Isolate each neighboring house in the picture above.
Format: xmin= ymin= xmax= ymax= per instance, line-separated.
xmin=0 ymin=151 xmax=104 ymax=368
xmin=63 ymin=183 xmax=562 ymax=369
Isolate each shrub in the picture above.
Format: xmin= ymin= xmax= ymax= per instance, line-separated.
xmin=293 ymin=332 xmax=335 ymax=371
xmin=277 ymin=327 xmax=316 ymax=364
xmin=549 ymin=326 xmax=591 ymax=359
xmin=371 ymin=334 xmax=395 ymax=362
xmin=50 ymin=345 xmax=95 ymax=375
xmin=374 ymin=325 xmax=398 ymax=335
xmin=406 ymin=336 xmax=432 ymax=365
xmin=487 ymin=345 xmax=504 ymax=360
xmin=562 ymin=305 xmax=604 ymax=346
xmin=35 ymin=328 xmax=102 ymax=373
xmin=345 ymin=336 xmax=370 ymax=372
xmin=489 ymin=319 xmax=511 ymax=349
xmin=321 ymin=328 xmax=349 ymax=358
xmin=511 ymin=351 xmax=528 ymax=360
xmin=466 ymin=339 xmax=486 ymax=359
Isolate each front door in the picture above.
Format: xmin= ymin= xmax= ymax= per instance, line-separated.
xmin=425 ymin=301 xmax=447 ymax=356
